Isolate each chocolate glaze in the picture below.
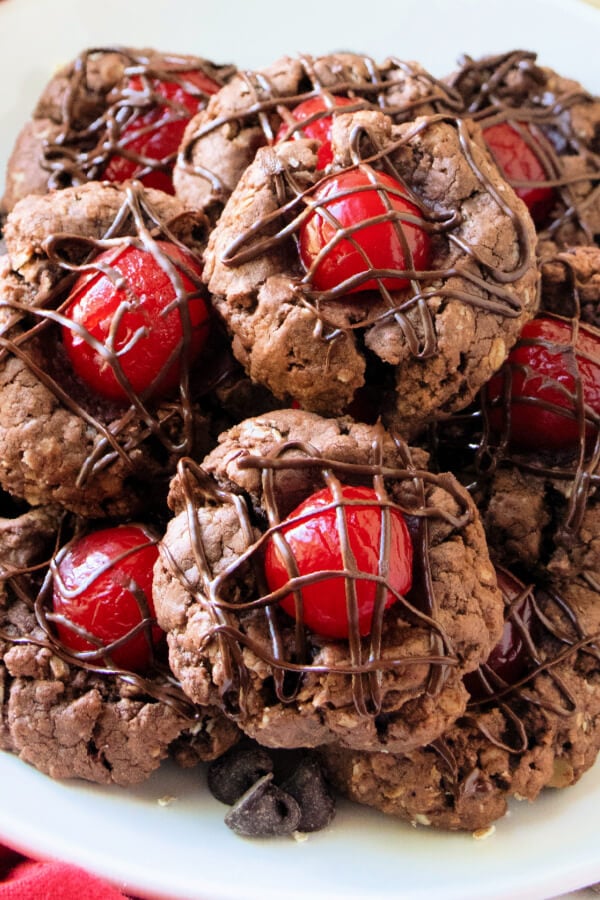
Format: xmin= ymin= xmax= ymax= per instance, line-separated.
xmin=0 ymin=183 xmax=215 ymax=509
xmin=39 ymin=47 xmax=235 ymax=191
xmin=216 ymin=112 xmax=535 ymax=373
xmin=161 ymin=426 xmax=482 ymax=719
xmin=178 ymin=53 xmax=465 ymax=203
xmin=447 ymin=50 xmax=600 ymax=245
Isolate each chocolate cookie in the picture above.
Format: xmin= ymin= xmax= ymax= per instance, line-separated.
xmin=203 ymin=108 xmax=538 ymax=436
xmin=174 ymin=52 xmax=463 ymax=220
xmin=1 ymin=47 xmax=235 ymax=215
xmin=445 ymin=50 xmax=600 ymax=253
xmin=0 ymin=497 xmax=240 ymax=785
xmin=154 ymin=409 xmax=504 ymax=754
xmin=321 ymin=569 xmax=600 ymax=832
xmin=540 ymin=245 xmax=600 ymax=328
xmin=0 ymin=181 xmax=217 ymax=517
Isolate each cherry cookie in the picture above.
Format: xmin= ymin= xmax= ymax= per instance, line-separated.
xmin=1 ymin=46 xmax=235 ymax=215
xmin=320 ymin=568 xmax=600 ymax=832
xmin=174 ymin=52 xmax=463 ymax=220
xmin=203 ymin=108 xmax=538 ymax=435
xmin=154 ymin=409 xmax=504 ymax=754
xmin=472 ymin=302 xmax=599 ymax=586
xmin=445 ymin=50 xmax=600 ymax=254
xmin=0 ymin=496 xmax=239 ymax=785
xmin=0 ymin=181 xmax=217 ymax=517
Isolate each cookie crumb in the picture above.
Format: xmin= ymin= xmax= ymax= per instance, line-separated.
xmin=472 ymin=825 xmax=495 ymax=840
xmin=158 ymin=795 xmax=176 ymax=807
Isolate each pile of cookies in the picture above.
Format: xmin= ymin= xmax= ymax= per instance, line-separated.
xmin=0 ymin=46 xmax=598 ymax=835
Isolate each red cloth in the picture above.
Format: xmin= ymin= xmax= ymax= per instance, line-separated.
xmin=0 ymin=844 xmax=130 ymax=899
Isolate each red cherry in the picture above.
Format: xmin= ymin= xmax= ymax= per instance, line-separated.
xmin=299 ymin=168 xmax=431 ymax=294
xmin=62 ymin=241 xmax=210 ymax=402
xmin=264 ymin=485 xmax=413 ymax=639
xmin=465 ymin=568 xmax=534 ymax=701
xmin=482 ymin=121 xmax=557 ymax=226
xmin=102 ymin=70 xmax=220 ymax=194
xmin=275 ymin=96 xmax=355 ymax=168
xmin=485 ymin=315 xmax=600 ymax=452
xmin=51 ymin=524 xmax=162 ymax=673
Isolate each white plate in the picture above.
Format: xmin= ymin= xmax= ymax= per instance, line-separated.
xmin=0 ymin=1 xmax=599 ymax=898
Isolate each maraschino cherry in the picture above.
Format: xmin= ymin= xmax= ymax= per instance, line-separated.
xmin=62 ymin=240 xmax=210 ymax=403
xmin=465 ymin=568 xmax=534 ymax=702
xmin=275 ymin=96 xmax=355 ymax=168
xmin=102 ymin=69 xmax=221 ymax=193
xmin=299 ymin=167 xmax=430 ymax=294
xmin=264 ymin=485 xmax=413 ymax=639
xmin=485 ymin=314 xmax=600 ymax=452
xmin=51 ymin=524 xmax=163 ymax=673
xmin=482 ymin=121 xmax=557 ymax=226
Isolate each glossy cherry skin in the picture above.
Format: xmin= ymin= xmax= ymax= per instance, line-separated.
xmin=465 ymin=568 xmax=534 ymax=702
xmin=52 ymin=525 xmax=162 ymax=673
xmin=264 ymin=485 xmax=413 ymax=639
xmin=102 ymin=70 xmax=220 ymax=193
xmin=299 ymin=168 xmax=431 ymax=294
xmin=275 ymin=95 xmax=355 ymax=168
xmin=485 ymin=315 xmax=600 ymax=452
xmin=62 ymin=241 xmax=210 ymax=403
xmin=482 ymin=121 xmax=557 ymax=226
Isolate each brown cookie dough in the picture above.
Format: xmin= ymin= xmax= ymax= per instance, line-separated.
xmin=174 ymin=52 xmax=463 ymax=220
xmin=320 ymin=572 xmax=600 ymax=832
xmin=1 ymin=47 xmax=235 ymax=216
xmin=154 ymin=409 xmax=504 ymax=755
xmin=0 ymin=181 xmax=217 ymax=517
xmin=445 ymin=50 xmax=600 ymax=253
xmin=540 ymin=245 xmax=600 ymax=328
xmin=0 ymin=499 xmax=239 ymax=785
xmin=203 ymin=108 xmax=538 ymax=436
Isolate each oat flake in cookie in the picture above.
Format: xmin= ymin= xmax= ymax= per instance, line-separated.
xmin=0 ymin=181 xmax=216 ymax=517
xmin=446 ymin=50 xmax=600 ymax=254
xmin=0 ymin=497 xmax=240 ymax=785
xmin=1 ymin=46 xmax=235 ymax=216
xmin=154 ymin=409 xmax=504 ymax=754
xmin=203 ymin=108 xmax=538 ymax=437
xmin=321 ymin=567 xmax=600 ymax=832
xmin=173 ymin=52 xmax=463 ymax=220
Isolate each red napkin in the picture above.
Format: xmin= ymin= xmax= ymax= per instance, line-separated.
xmin=0 ymin=843 xmax=131 ymax=899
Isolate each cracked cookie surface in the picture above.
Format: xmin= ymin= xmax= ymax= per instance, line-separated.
xmin=154 ymin=409 xmax=504 ymax=754
xmin=204 ymin=109 xmax=538 ymax=437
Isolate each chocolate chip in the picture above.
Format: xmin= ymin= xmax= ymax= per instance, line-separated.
xmin=281 ymin=755 xmax=336 ymax=832
xmin=207 ymin=744 xmax=274 ymax=805
xmin=224 ymin=773 xmax=302 ymax=837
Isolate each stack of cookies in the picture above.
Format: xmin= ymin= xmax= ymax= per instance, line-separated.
xmin=0 ymin=46 xmax=598 ymax=834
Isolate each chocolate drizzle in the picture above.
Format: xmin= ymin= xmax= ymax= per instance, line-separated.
xmin=161 ymin=426 xmax=480 ymax=720
xmin=0 ymin=511 xmax=199 ymax=719
xmin=178 ymin=53 xmax=464 ymax=204
xmin=447 ymin=50 xmax=600 ymax=245
xmin=0 ymin=182 xmax=214 ymax=513
xmin=38 ymin=47 xmax=234 ymax=192
xmin=475 ymin=307 xmax=600 ymax=551
xmin=431 ymin=567 xmax=600 ymax=801
xmin=215 ymin=111 xmax=535 ymax=373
